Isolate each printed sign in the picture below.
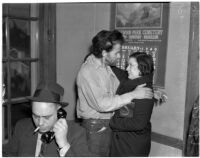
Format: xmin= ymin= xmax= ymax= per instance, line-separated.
xmin=111 ymin=3 xmax=169 ymax=88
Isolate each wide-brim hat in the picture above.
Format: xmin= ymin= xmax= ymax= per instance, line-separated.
xmin=27 ymin=82 xmax=69 ymax=107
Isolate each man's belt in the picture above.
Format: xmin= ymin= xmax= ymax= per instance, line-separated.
xmin=82 ymin=118 xmax=110 ymax=126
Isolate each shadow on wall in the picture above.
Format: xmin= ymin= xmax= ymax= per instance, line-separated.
xmin=73 ymin=81 xmax=82 ymax=123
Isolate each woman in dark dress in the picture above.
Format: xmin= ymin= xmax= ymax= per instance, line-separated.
xmin=110 ymin=52 xmax=155 ymax=157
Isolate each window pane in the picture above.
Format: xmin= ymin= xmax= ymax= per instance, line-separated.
xmin=2 ymin=105 xmax=8 ymax=141
xmin=2 ymin=3 xmax=39 ymax=142
xmin=3 ymin=102 xmax=32 ymax=141
xmin=11 ymin=102 xmax=32 ymax=129
xmin=3 ymin=63 xmax=8 ymax=99
xmin=9 ymin=19 xmax=30 ymax=58
xmin=7 ymin=4 xmax=30 ymax=17
xmin=10 ymin=61 xmax=31 ymax=98
xmin=3 ymin=20 xmax=6 ymax=58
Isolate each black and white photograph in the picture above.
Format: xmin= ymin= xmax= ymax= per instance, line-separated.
xmin=1 ymin=1 xmax=199 ymax=157
xmin=115 ymin=3 xmax=162 ymax=28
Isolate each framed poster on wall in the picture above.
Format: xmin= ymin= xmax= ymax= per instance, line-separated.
xmin=111 ymin=3 xmax=170 ymax=88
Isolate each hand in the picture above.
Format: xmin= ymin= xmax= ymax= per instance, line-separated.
xmin=53 ymin=118 xmax=69 ymax=148
xmin=154 ymin=88 xmax=168 ymax=105
xmin=131 ymin=83 xmax=153 ymax=99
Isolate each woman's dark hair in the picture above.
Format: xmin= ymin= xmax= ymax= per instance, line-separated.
xmin=129 ymin=52 xmax=154 ymax=76
xmin=89 ymin=30 xmax=125 ymax=58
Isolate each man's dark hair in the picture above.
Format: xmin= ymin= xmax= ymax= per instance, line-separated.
xmin=89 ymin=30 xmax=124 ymax=58
xmin=129 ymin=52 xmax=154 ymax=76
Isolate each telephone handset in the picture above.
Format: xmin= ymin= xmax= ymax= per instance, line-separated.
xmin=41 ymin=108 xmax=67 ymax=144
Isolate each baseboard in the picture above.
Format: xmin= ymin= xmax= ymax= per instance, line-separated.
xmin=151 ymin=131 xmax=183 ymax=150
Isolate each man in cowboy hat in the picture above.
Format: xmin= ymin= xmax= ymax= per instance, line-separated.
xmin=3 ymin=82 xmax=95 ymax=157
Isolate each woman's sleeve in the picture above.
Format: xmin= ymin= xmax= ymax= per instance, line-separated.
xmin=110 ymin=66 xmax=128 ymax=82
xmin=110 ymin=99 xmax=154 ymax=132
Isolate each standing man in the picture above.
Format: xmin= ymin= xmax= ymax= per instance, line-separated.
xmin=3 ymin=82 xmax=95 ymax=157
xmin=76 ymin=30 xmax=153 ymax=156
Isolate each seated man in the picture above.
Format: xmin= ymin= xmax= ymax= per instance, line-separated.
xmin=3 ymin=82 xmax=95 ymax=157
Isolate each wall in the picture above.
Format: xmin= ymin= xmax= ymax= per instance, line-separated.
xmin=56 ymin=2 xmax=191 ymax=156
xmin=151 ymin=2 xmax=190 ymax=139
xmin=183 ymin=2 xmax=199 ymax=154
xmin=150 ymin=2 xmax=191 ymax=156
xmin=56 ymin=3 xmax=111 ymax=120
